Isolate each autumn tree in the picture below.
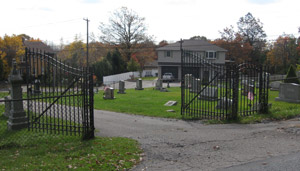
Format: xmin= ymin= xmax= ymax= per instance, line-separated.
xmin=213 ymin=27 xmax=252 ymax=63
xmin=237 ymin=12 xmax=267 ymax=63
xmin=190 ymin=36 xmax=209 ymax=41
xmin=158 ymin=40 xmax=168 ymax=47
xmin=0 ymin=34 xmax=25 ymax=79
xmin=99 ymin=7 xmax=150 ymax=62
xmin=266 ymin=35 xmax=299 ymax=73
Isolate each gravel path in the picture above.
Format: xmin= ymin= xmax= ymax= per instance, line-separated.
xmin=94 ymin=110 xmax=300 ymax=171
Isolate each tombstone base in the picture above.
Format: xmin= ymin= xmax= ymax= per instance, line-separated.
xmin=135 ymin=88 xmax=144 ymax=90
xmin=103 ymin=96 xmax=115 ymax=100
xmin=7 ymin=112 xmax=28 ymax=130
xmin=275 ymin=97 xmax=300 ymax=103
xmin=160 ymin=88 xmax=168 ymax=92
xmin=117 ymin=91 xmax=126 ymax=94
xmin=198 ymin=96 xmax=218 ymax=101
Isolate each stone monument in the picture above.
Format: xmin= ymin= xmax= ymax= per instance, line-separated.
xmin=117 ymin=80 xmax=126 ymax=94
xmin=135 ymin=78 xmax=144 ymax=90
xmin=103 ymin=87 xmax=115 ymax=99
xmin=7 ymin=59 xmax=28 ymax=130
xmin=184 ymin=74 xmax=192 ymax=89
xmin=275 ymin=83 xmax=300 ymax=103
xmin=191 ymin=78 xmax=201 ymax=93
xmin=155 ymin=79 xmax=162 ymax=90
xmin=198 ymin=87 xmax=218 ymax=101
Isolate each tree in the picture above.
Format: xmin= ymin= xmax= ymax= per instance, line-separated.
xmin=158 ymin=40 xmax=168 ymax=47
xmin=127 ymin=58 xmax=139 ymax=71
xmin=0 ymin=34 xmax=25 ymax=79
xmin=99 ymin=7 xmax=149 ymax=61
xmin=190 ymin=36 xmax=208 ymax=41
xmin=237 ymin=12 xmax=266 ymax=46
xmin=213 ymin=30 xmax=252 ymax=63
xmin=266 ymin=35 xmax=299 ymax=73
xmin=237 ymin=12 xmax=267 ymax=63
xmin=107 ymin=48 xmax=126 ymax=74
xmin=284 ymin=65 xmax=300 ymax=84
xmin=92 ymin=58 xmax=112 ymax=83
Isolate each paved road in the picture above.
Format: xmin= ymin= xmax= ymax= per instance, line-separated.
xmin=94 ymin=110 xmax=300 ymax=171
xmin=100 ymin=80 xmax=181 ymax=90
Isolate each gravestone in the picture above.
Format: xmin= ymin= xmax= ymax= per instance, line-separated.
xmin=4 ymin=96 xmax=11 ymax=117
xmin=164 ymin=101 xmax=177 ymax=106
xmin=216 ymin=98 xmax=233 ymax=109
xmin=242 ymin=84 xmax=254 ymax=96
xmin=135 ymin=78 xmax=144 ymax=90
xmin=103 ymin=87 xmax=115 ymax=100
xmin=184 ymin=74 xmax=192 ymax=89
xmin=34 ymin=78 xmax=41 ymax=95
xmin=160 ymin=87 xmax=168 ymax=92
xmin=198 ymin=87 xmax=218 ymax=101
xmin=155 ymin=79 xmax=163 ymax=90
xmin=191 ymin=78 xmax=201 ymax=93
xmin=270 ymin=81 xmax=281 ymax=91
xmin=7 ymin=59 xmax=28 ymax=130
xmin=117 ymin=80 xmax=126 ymax=94
xmin=275 ymin=83 xmax=300 ymax=103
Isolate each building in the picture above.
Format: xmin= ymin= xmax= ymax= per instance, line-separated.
xmin=156 ymin=39 xmax=227 ymax=81
xmin=21 ymin=41 xmax=56 ymax=77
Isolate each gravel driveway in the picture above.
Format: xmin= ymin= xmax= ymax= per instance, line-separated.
xmin=94 ymin=110 xmax=300 ymax=171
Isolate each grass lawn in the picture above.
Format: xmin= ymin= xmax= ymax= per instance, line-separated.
xmin=95 ymin=87 xmax=300 ymax=123
xmin=95 ymin=87 xmax=182 ymax=119
xmin=0 ymin=107 xmax=142 ymax=170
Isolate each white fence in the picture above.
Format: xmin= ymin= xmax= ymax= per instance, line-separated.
xmin=103 ymin=69 xmax=158 ymax=85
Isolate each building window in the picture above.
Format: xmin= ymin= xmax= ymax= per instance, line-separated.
xmin=165 ymin=51 xmax=172 ymax=57
xmin=206 ymin=51 xmax=217 ymax=59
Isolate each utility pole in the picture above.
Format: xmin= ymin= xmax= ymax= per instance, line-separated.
xmin=83 ymin=18 xmax=90 ymax=68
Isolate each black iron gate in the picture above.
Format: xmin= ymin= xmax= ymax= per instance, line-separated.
xmin=181 ymin=49 xmax=269 ymax=120
xmin=25 ymin=48 xmax=94 ymax=139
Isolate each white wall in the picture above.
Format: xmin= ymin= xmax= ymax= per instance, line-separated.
xmin=103 ymin=69 xmax=158 ymax=85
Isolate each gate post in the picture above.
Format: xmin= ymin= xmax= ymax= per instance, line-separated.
xmin=231 ymin=65 xmax=239 ymax=120
xmin=7 ymin=59 xmax=28 ymax=130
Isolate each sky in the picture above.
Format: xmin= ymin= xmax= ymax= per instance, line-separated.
xmin=1 ymin=0 xmax=300 ymax=45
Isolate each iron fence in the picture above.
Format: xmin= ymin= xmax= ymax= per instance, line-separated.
xmin=181 ymin=49 xmax=269 ymax=120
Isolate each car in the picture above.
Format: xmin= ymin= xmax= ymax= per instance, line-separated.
xmin=162 ymin=73 xmax=175 ymax=82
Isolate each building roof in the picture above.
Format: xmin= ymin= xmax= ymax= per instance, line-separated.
xmin=24 ymin=41 xmax=56 ymax=54
xmin=156 ymin=39 xmax=227 ymax=52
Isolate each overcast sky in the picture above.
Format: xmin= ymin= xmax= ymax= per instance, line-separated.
xmin=1 ymin=0 xmax=300 ymax=45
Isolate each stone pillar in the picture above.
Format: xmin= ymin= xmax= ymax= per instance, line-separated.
xmin=103 ymin=87 xmax=115 ymax=99
xmin=117 ymin=80 xmax=126 ymax=94
xmin=135 ymin=78 xmax=144 ymax=90
xmin=155 ymin=79 xmax=162 ymax=90
xmin=7 ymin=59 xmax=28 ymax=130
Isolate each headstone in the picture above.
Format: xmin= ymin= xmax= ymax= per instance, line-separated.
xmin=117 ymin=80 xmax=126 ymax=94
xmin=164 ymin=101 xmax=177 ymax=106
xmin=270 ymin=81 xmax=281 ymax=91
xmin=216 ymin=98 xmax=233 ymax=109
xmin=191 ymin=78 xmax=201 ymax=93
xmin=7 ymin=59 xmax=28 ymax=130
xmin=184 ymin=74 xmax=192 ymax=89
xmin=135 ymin=78 xmax=144 ymax=90
xmin=275 ymin=83 xmax=300 ymax=103
xmin=34 ymin=78 xmax=41 ymax=95
xmin=160 ymin=88 xmax=168 ymax=92
xmin=198 ymin=87 xmax=218 ymax=101
xmin=4 ymin=96 xmax=11 ymax=117
xmin=242 ymin=84 xmax=254 ymax=96
xmin=155 ymin=79 xmax=163 ymax=90
xmin=103 ymin=87 xmax=115 ymax=100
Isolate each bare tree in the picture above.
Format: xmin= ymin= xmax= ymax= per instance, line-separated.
xmin=99 ymin=7 xmax=148 ymax=61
